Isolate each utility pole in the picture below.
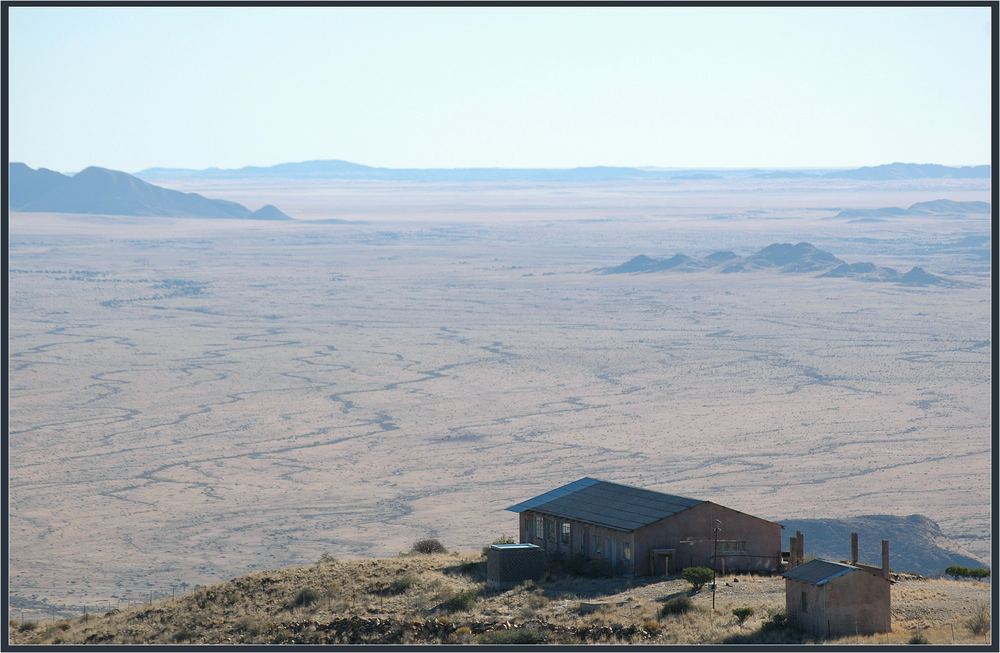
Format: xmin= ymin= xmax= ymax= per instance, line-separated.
xmin=712 ymin=519 xmax=722 ymax=612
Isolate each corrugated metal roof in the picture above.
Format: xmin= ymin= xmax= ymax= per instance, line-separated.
xmin=783 ymin=559 xmax=858 ymax=586
xmin=506 ymin=477 xmax=704 ymax=531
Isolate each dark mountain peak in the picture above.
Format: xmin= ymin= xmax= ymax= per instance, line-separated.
xmin=703 ymin=250 xmax=740 ymax=265
xmin=601 ymin=254 xmax=660 ymax=274
xmin=744 ymin=242 xmax=843 ymax=272
xmin=821 ymin=261 xmax=900 ymax=282
xmin=601 ymin=243 xmax=952 ymax=288
xmin=251 ymin=204 xmax=292 ymax=221
xmin=899 ymin=266 xmax=946 ymax=286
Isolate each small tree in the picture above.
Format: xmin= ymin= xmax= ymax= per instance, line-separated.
xmin=945 ymin=565 xmax=991 ymax=581
xmin=732 ymin=606 xmax=755 ymax=626
xmin=682 ymin=566 xmax=715 ymax=591
xmin=969 ymin=567 xmax=991 ymax=581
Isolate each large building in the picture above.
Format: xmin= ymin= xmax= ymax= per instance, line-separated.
xmin=506 ymin=477 xmax=782 ymax=576
xmin=783 ymin=536 xmax=892 ymax=638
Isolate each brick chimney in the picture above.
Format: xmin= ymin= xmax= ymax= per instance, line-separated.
xmin=881 ymin=540 xmax=890 ymax=579
xmin=788 ymin=535 xmax=798 ymax=569
xmin=797 ymin=530 xmax=804 ymax=564
xmin=851 ymin=532 xmax=858 ymax=564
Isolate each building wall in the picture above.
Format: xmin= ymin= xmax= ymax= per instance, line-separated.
xmin=518 ymin=510 xmax=637 ymax=574
xmin=632 ymin=501 xmax=782 ymax=576
xmin=785 ymin=572 xmax=891 ymax=638
xmin=518 ymin=500 xmax=780 ymax=577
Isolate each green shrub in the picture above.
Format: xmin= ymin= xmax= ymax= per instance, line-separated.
xmin=732 ymin=606 xmax=755 ymax=625
xmin=293 ymin=587 xmax=320 ymax=607
xmin=761 ymin=610 xmax=788 ymax=632
xmin=586 ymin=558 xmax=615 ymax=578
xmin=17 ymin=621 xmax=38 ymax=632
xmin=681 ymin=566 xmax=714 ymax=591
xmin=412 ymin=539 xmax=447 ymax=554
xmin=481 ymin=534 xmax=517 ymax=556
xmin=440 ymin=589 xmax=478 ymax=613
xmin=385 ymin=572 xmax=418 ymax=595
xmin=966 ymin=601 xmax=990 ymax=636
xmin=908 ymin=631 xmax=928 ymax=644
xmin=478 ymin=627 xmax=548 ymax=644
xmin=660 ymin=596 xmax=693 ymax=616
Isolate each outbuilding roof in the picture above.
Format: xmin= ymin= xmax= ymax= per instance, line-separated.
xmin=506 ymin=477 xmax=704 ymax=531
xmin=783 ymin=559 xmax=858 ymax=586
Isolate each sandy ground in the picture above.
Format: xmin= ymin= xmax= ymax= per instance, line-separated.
xmin=7 ymin=179 xmax=991 ymax=619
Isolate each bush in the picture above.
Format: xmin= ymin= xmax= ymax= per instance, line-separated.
xmin=681 ymin=567 xmax=714 ymax=591
xmin=660 ymin=596 xmax=693 ymax=616
xmin=17 ymin=621 xmax=38 ymax=632
xmin=908 ymin=631 xmax=928 ymax=644
xmin=760 ymin=610 xmax=788 ymax=632
xmin=385 ymin=572 xmax=418 ymax=595
xmin=966 ymin=601 xmax=990 ymax=636
xmin=412 ymin=539 xmax=447 ymax=555
xmin=732 ymin=606 xmax=755 ymax=625
xmin=478 ymin=627 xmax=548 ymax=644
xmin=440 ymin=588 xmax=478 ymax=612
xmin=293 ymin=587 xmax=320 ymax=607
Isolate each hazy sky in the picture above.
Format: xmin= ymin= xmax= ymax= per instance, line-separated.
xmin=9 ymin=6 xmax=992 ymax=172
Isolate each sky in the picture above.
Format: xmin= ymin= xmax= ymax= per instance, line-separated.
xmin=8 ymin=6 xmax=993 ymax=172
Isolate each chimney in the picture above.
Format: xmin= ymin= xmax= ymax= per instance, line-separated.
xmin=881 ymin=540 xmax=890 ymax=579
xmin=851 ymin=532 xmax=858 ymax=564
xmin=788 ymin=536 xmax=798 ymax=568
xmin=797 ymin=531 xmax=804 ymax=564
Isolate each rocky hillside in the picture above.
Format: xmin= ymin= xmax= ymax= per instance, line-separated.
xmin=778 ymin=514 xmax=987 ymax=577
xmin=7 ymin=552 xmax=990 ymax=646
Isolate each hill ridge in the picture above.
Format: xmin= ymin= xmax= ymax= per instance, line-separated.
xmin=9 ymin=163 xmax=293 ymax=220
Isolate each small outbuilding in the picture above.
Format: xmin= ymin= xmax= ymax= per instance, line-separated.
xmin=783 ymin=536 xmax=892 ymax=638
xmin=486 ymin=543 xmax=545 ymax=589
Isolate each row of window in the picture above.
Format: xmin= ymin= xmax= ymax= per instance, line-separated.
xmin=530 ymin=515 xmax=745 ymax=561
xmin=531 ymin=515 xmax=630 ymax=560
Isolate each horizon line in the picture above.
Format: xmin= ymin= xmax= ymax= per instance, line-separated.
xmin=10 ymin=159 xmax=994 ymax=176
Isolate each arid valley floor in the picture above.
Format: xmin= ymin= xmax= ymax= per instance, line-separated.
xmin=8 ymin=177 xmax=991 ymax=619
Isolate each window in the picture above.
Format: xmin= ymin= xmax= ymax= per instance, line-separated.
xmin=534 ymin=515 xmax=544 ymax=540
xmin=801 ymin=591 xmax=808 ymax=613
xmin=561 ymin=522 xmax=571 ymax=544
xmin=623 ymin=542 xmax=632 ymax=561
xmin=547 ymin=519 xmax=555 ymax=542
xmin=721 ymin=541 xmax=746 ymax=553
xmin=594 ymin=535 xmax=604 ymax=555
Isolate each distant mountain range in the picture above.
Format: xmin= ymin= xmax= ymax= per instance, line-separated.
xmin=822 ymin=162 xmax=990 ymax=180
xmin=833 ymin=199 xmax=991 ymax=222
xmin=600 ymin=242 xmax=955 ymax=287
xmin=779 ymin=514 xmax=986 ymax=577
xmin=9 ymin=163 xmax=292 ymax=219
xmin=135 ymin=160 xmax=991 ymax=183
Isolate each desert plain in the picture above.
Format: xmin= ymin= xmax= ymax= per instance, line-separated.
xmin=7 ymin=176 xmax=992 ymax=619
